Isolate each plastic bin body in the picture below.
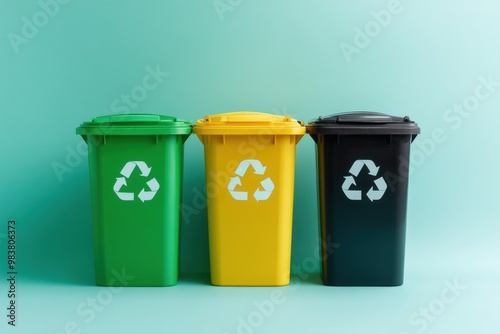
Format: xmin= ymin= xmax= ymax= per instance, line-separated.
xmin=307 ymin=112 xmax=420 ymax=286
xmin=77 ymin=114 xmax=191 ymax=286
xmin=194 ymin=112 xmax=305 ymax=286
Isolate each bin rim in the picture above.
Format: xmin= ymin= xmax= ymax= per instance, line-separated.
xmin=193 ymin=111 xmax=305 ymax=135
xmin=306 ymin=111 xmax=420 ymax=136
xmin=76 ymin=113 xmax=192 ymax=136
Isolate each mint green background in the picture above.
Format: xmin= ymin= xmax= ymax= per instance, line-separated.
xmin=1 ymin=0 xmax=499 ymax=333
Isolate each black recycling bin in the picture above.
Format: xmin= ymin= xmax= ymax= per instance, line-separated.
xmin=307 ymin=112 xmax=420 ymax=286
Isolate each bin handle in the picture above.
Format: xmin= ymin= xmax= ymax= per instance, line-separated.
xmin=203 ymin=114 xmax=294 ymax=123
xmin=336 ymin=113 xmax=393 ymax=123
xmin=226 ymin=115 xmax=273 ymax=123
xmin=107 ymin=114 xmax=163 ymax=123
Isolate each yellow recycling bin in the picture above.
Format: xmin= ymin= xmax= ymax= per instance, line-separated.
xmin=194 ymin=112 xmax=305 ymax=286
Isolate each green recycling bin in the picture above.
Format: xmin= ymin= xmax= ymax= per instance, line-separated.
xmin=76 ymin=114 xmax=191 ymax=286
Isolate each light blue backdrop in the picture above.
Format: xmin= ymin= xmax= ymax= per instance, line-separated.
xmin=0 ymin=0 xmax=499 ymax=333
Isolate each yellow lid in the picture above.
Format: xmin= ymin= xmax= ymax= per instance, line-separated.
xmin=193 ymin=112 xmax=305 ymax=135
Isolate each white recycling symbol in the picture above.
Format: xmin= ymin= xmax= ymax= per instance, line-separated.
xmin=342 ymin=159 xmax=387 ymax=202
xmin=227 ymin=159 xmax=275 ymax=202
xmin=113 ymin=161 xmax=160 ymax=202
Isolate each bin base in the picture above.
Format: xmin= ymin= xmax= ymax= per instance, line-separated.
xmin=321 ymin=274 xmax=404 ymax=287
xmin=95 ymin=270 xmax=178 ymax=287
xmin=210 ymin=274 xmax=290 ymax=287
xmin=322 ymin=281 xmax=404 ymax=287
xmin=211 ymin=281 xmax=290 ymax=287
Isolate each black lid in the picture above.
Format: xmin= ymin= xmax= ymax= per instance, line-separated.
xmin=306 ymin=111 xmax=420 ymax=135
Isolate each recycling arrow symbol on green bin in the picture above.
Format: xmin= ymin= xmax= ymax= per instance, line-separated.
xmin=342 ymin=159 xmax=387 ymax=202
xmin=113 ymin=161 xmax=160 ymax=202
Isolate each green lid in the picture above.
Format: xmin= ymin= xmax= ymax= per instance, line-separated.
xmin=76 ymin=113 xmax=192 ymax=136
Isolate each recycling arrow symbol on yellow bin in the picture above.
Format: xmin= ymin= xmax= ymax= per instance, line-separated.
xmin=342 ymin=159 xmax=387 ymax=202
xmin=113 ymin=161 xmax=160 ymax=202
xmin=227 ymin=159 xmax=275 ymax=202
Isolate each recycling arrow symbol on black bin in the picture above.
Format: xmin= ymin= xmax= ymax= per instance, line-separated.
xmin=342 ymin=160 xmax=387 ymax=202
